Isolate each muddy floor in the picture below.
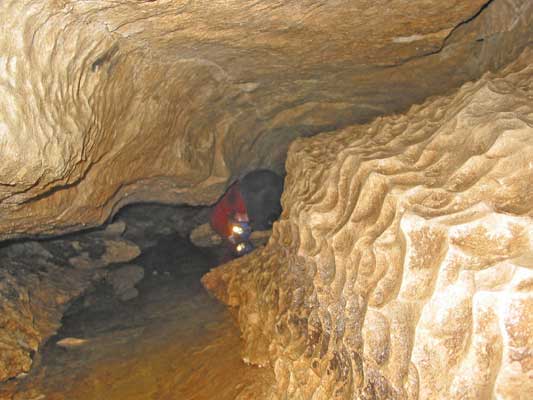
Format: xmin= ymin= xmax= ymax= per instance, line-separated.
xmin=0 ymin=206 xmax=274 ymax=400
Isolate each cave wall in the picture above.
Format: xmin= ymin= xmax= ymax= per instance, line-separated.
xmin=1 ymin=0 xmax=532 ymax=395
xmin=1 ymin=0 xmax=532 ymax=240
xmin=203 ymin=48 xmax=533 ymax=399
xmin=0 ymin=225 xmax=141 ymax=382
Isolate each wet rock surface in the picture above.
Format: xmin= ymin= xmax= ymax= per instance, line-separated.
xmin=0 ymin=204 xmax=208 ymax=383
xmin=106 ymin=264 xmax=145 ymax=301
xmin=203 ymin=48 xmax=533 ymax=399
xmin=0 ymin=228 xmax=141 ymax=383
xmin=1 ymin=1 xmax=532 ymax=398
xmin=0 ymin=210 xmax=274 ymax=400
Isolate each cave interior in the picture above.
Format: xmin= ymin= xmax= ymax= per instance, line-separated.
xmin=0 ymin=1 xmax=532 ymax=399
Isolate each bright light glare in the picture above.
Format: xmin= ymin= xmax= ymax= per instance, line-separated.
xmin=236 ymin=243 xmax=246 ymax=253
xmin=232 ymin=225 xmax=244 ymax=235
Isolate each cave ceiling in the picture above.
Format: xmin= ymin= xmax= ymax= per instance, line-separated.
xmin=0 ymin=0 xmax=531 ymax=239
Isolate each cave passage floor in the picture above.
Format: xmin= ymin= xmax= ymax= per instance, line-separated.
xmin=2 ymin=234 xmax=273 ymax=400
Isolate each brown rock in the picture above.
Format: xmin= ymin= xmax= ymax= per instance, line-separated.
xmin=106 ymin=264 xmax=145 ymax=301
xmin=0 ymin=241 xmax=95 ymax=382
xmin=0 ymin=0 xmax=532 ymax=240
xmin=103 ymin=221 xmax=127 ymax=238
xmin=190 ymin=223 xmax=223 ymax=247
xmin=203 ymin=48 xmax=533 ymax=399
xmin=1 ymin=0 xmax=533 ymax=396
xmin=68 ymin=239 xmax=140 ymax=269
xmin=56 ymin=337 xmax=89 ymax=349
xmin=0 ymin=231 xmax=139 ymax=382
xmin=100 ymin=240 xmax=141 ymax=266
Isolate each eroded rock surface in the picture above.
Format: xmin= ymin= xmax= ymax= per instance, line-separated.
xmin=0 ymin=229 xmax=274 ymax=400
xmin=0 ymin=228 xmax=140 ymax=382
xmin=0 ymin=241 xmax=91 ymax=383
xmin=203 ymin=48 xmax=533 ymax=399
xmin=106 ymin=264 xmax=145 ymax=301
xmin=1 ymin=0 xmax=532 ymax=240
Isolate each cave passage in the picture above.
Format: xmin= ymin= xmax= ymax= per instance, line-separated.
xmin=0 ymin=204 xmax=274 ymax=400
xmin=1 ymin=1 xmax=531 ymax=398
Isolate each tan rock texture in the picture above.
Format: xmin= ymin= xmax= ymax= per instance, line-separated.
xmin=0 ymin=230 xmax=140 ymax=382
xmin=1 ymin=0 xmax=532 ymax=240
xmin=0 ymin=241 xmax=93 ymax=382
xmin=203 ymin=48 xmax=533 ymax=399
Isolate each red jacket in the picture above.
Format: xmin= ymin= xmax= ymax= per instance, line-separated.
xmin=210 ymin=182 xmax=248 ymax=239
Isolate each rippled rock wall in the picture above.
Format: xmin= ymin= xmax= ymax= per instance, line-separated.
xmin=1 ymin=0 xmax=532 ymax=240
xmin=203 ymin=48 xmax=533 ymax=399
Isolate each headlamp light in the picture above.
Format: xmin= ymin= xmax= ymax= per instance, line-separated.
xmin=228 ymin=220 xmax=251 ymax=242
xmin=234 ymin=241 xmax=253 ymax=256
xmin=232 ymin=225 xmax=244 ymax=235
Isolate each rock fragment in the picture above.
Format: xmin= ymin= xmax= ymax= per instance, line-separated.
xmin=106 ymin=264 xmax=145 ymax=301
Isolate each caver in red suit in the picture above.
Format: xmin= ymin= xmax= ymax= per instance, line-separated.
xmin=209 ymin=170 xmax=284 ymax=258
xmin=210 ymin=182 xmax=249 ymax=239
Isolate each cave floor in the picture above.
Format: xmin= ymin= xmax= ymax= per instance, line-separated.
xmin=1 ymin=232 xmax=273 ymax=400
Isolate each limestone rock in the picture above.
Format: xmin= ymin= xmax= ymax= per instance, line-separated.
xmin=118 ymin=287 xmax=140 ymax=302
xmin=0 ymin=223 xmax=142 ymax=382
xmin=68 ymin=238 xmax=140 ymax=269
xmin=0 ymin=0 xmax=532 ymax=240
xmin=103 ymin=221 xmax=127 ymax=238
xmin=55 ymin=337 xmax=89 ymax=349
xmin=0 ymin=241 xmax=94 ymax=382
xmin=190 ymin=223 xmax=224 ymax=248
xmin=100 ymin=240 xmax=141 ymax=266
xmin=117 ymin=204 xmax=212 ymax=249
xmin=0 ymin=0 xmax=533 ymax=395
xmin=203 ymin=48 xmax=533 ymax=399
xmin=106 ymin=264 xmax=145 ymax=301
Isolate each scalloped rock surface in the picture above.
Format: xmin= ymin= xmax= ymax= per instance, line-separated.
xmin=203 ymin=48 xmax=533 ymax=399
xmin=1 ymin=0 xmax=532 ymax=240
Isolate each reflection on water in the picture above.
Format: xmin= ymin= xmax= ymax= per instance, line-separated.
xmin=2 ymin=235 xmax=273 ymax=400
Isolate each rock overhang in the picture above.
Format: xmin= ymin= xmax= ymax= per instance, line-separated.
xmin=0 ymin=0 xmax=531 ymax=240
